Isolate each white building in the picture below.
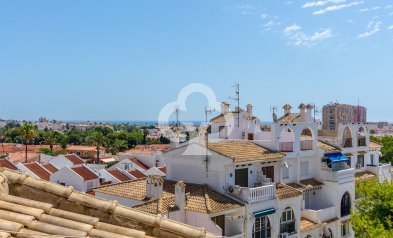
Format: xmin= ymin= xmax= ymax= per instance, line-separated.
xmin=50 ymin=164 xmax=100 ymax=192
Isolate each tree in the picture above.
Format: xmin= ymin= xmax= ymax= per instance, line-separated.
xmin=43 ymin=130 xmax=57 ymax=155
xmin=58 ymin=134 xmax=68 ymax=150
xmin=351 ymin=180 xmax=393 ymax=238
xmin=87 ymin=132 xmax=104 ymax=164
xmin=19 ymin=124 xmax=36 ymax=163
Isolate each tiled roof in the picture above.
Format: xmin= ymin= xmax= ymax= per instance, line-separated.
xmin=66 ymin=145 xmax=98 ymax=151
xmin=0 ymin=168 xmax=211 ymax=237
xmin=355 ymin=171 xmax=377 ymax=181
xmin=0 ymin=158 xmax=17 ymax=170
xmin=208 ymin=141 xmax=284 ymax=163
xmin=289 ymin=179 xmax=324 ymax=192
xmin=41 ymin=163 xmax=58 ymax=173
xmin=96 ymin=179 xmax=242 ymax=215
xmin=277 ymin=113 xmax=301 ymax=123
xmin=24 ymin=162 xmax=51 ymax=181
xmin=65 ymin=154 xmax=85 ymax=165
xmin=210 ymin=112 xmax=237 ymax=123
xmin=369 ymin=141 xmax=383 ymax=149
xmin=300 ymin=217 xmax=339 ymax=232
xmin=128 ymin=169 xmax=146 ymax=179
xmin=71 ymin=166 xmax=98 ymax=181
xmin=130 ymin=158 xmax=149 ymax=170
xmin=157 ymin=167 xmax=166 ymax=174
xmin=108 ymin=169 xmax=131 ymax=182
xmin=7 ymin=152 xmax=40 ymax=163
xmin=318 ymin=141 xmax=341 ymax=153
xmin=276 ymin=183 xmax=303 ymax=200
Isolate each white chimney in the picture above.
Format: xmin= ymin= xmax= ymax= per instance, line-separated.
xmin=246 ymin=104 xmax=253 ymax=115
xmin=283 ymin=104 xmax=292 ymax=115
xmin=146 ymin=175 xmax=163 ymax=200
xmin=221 ymin=102 xmax=230 ymax=115
xmin=305 ymin=104 xmax=313 ymax=122
xmin=175 ymin=181 xmax=186 ymax=222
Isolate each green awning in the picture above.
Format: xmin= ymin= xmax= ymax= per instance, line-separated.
xmin=254 ymin=208 xmax=276 ymax=218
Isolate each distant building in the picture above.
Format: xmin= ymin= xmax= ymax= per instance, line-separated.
xmin=322 ymin=103 xmax=367 ymax=131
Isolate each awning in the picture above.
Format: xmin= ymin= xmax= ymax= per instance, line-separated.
xmin=325 ymin=153 xmax=349 ymax=163
xmin=254 ymin=208 xmax=276 ymax=218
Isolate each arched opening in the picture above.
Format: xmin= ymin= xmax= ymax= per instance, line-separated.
xmin=357 ymin=127 xmax=367 ymax=147
xmin=301 ymin=128 xmax=314 ymax=151
xmin=279 ymin=128 xmax=295 ymax=152
xmin=253 ymin=216 xmax=271 ymax=238
xmin=322 ymin=227 xmax=333 ymax=238
xmin=280 ymin=207 xmax=296 ymax=235
xmin=342 ymin=127 xmax=353 ymax=148
xmin=341 ymin=192 xmax=351 ymax=217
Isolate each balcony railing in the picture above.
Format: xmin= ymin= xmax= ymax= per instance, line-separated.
xmin=300 ymin=140 xmax=313 ymax=151
xmin=229 ymin=184 xmax=276 ymax=204
xmin=343 ymin=138 xmax=353 ymax=148
xmin=279 ymin=221 xmax=296 ymax=235
xmin=320 ymin=167 xmax=355 ymax=183
xmin=280 ymin=142 xmax=294 ymax=152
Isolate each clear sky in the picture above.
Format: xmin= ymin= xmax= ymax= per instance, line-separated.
xmin=1 ymin=1 xmax=392 ymax=122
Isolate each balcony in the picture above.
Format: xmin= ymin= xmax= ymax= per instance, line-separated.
xmin=300 ymin=140 xmax=313 ymax=151
xmin=321 ymin=167 xmax=355 ymax=183
xmin=229 ymin=184 xmax=276 ymax=204
xmin=302 ymin=205 xmax=336 ymax=224
xmin=280 ymin=142 xmax=294 ymax=152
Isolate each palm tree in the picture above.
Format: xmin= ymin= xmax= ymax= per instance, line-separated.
xmin=87 ymin=132 xmax=104 ymax=164
xmin=59 ymin=134 xmax=68 ymax=151
xmin=43 ymin=131 xmax=57 ymax=155
xmin=19 ymin=124 xmax=36 ymax=163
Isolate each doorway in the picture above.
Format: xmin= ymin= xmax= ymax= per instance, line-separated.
xmin=235 ymin=168 xmax=249 ymax=187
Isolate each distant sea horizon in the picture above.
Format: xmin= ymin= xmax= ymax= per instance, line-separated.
xmin=62 ymin=120 xmax=275 ymax=126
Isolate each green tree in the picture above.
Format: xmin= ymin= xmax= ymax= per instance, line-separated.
xmin=39 ymin=148 xmax=53 ymax=156
xmin=87 ymin=132 xmax=104 ymax=164
xmin=19 ymin=123 xmax=37 ymax=163
xmin=0 ymin=129 xmax=5 ymax=155
xmin=351 ymin=180 xmax=393 ymax=238
xmin=43 ymin=130 xmax=58 ymax=155
xmin=58 ymin=134 xmax=68 ymax=150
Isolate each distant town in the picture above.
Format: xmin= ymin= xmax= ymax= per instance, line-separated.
xmin=1 ymin=101 xmax=393 ymax=238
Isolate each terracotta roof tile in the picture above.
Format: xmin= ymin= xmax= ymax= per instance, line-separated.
xmin=130 ymin=158 xmax=149 ymax=170
xmin=355 ymin=171 xmax=377 ymax=181
xmin=24 ymin=162 xmax=51 ymax=181
xmin=157 ymin=167 xmax=166 ymax=174
xmin=64 ymin=154 xmax=85 ymax=165
xmin=108 ymin=169 xmax=131 ymax=182
xmin=318 ymin=141 xmax=341 ymax=153
xmin=128 ymin=169 xmax=146 ymax=179
xmin=0 ymin=158 xmax=17 ymax=170
xmin=71 ymin=166 xmax=98 ymax=181
xmin=210 ymin=113 xmax=237 ymax=124
xmin=208 ymin=141 xmax=284 ymax=163
xmin=41 ymin=163 xmax=58 ymax=173
xmin=276 ymin=183 xmax=303 ymax=200
xmin=289 ymin=178 xmax=324 ymax=192
xmin=369 ymin=141 xmax=383 ymax=149
xmin=301 ymin=217 xmax=339 ymax=232
xmin=278 ymin=113 xmax=301 ymax=123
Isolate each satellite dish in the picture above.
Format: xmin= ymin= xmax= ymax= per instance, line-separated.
xmin=273 ymin=113 xmax=278 ymax=123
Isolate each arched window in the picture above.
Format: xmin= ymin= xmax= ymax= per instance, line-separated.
xmin=280 ymin=207 xmax=296 ymax=235
xmin=343 ymin=127 xmax=353 ymax=148
xmin=279 ymin=128 xmax=295 ymax=152
xmin=322 ymin=227 xmax=333 ymax=238
xmin=301 ymin=128 xmax=314 ymax=151
xmin=253 ymin=216 xmax=271 ymax=238
xmin=357 ymin=127 xmax=367 ymax=147
xmin=341 ymin=192 xmax=351 ymax=217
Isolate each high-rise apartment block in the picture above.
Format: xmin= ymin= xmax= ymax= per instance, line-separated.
xmin=322 ymin=103 xmax=367 ymax=131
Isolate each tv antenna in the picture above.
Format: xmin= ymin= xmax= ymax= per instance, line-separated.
xmin=175 ymin=107 xmax=180 ymax=127
xmin=270 ymin=105 xmax=278 ymax=123
xmin=204 ymin=106 xmax=215 ymax=178
xmin=312 ymin=103 xmax=321 ymax=123
xmin=229 ymin=83 xmax=240 ymax=128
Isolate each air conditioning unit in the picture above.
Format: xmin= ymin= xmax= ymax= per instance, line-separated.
xmin=279 ymin=233 xmax=288 ymax=238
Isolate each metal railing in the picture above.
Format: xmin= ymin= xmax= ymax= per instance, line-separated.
xmin=279 ymin=221 xmax=296 ymax=235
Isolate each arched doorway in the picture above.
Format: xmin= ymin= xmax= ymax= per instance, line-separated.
xmin=253 ymin=216 xmax=271 ymax=238
xmin=341 ymin=192 xmax=351 ymax=217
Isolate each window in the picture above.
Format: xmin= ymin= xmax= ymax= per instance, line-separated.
xmin=76 ymin=151 xmax=81 ymax=156
xmin=280 ymin=208 xmax=296 ymax=235
xmin=253 ymin=216 xmax=271 ymax=238
xmin=356 ymin=155 xmax=364 ymax=168
xmin=341 ymin=192 xmax=351 ymax=217
xmin=341 ymin=222 xmax=350 ymax=236
xmin=370 ymin=154 xmax=375 ymax=166
xmin=83 ymin=151 xmax=88 ymax=156
xmin=211 ymin=215 xmax=225 ymax=236
xmin=219 ymin=126 xmax=227 ymax=139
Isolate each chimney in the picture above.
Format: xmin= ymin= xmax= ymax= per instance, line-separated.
xmin=146 ymin=175 xmax=164 ymax=200
xmin=175 ymin=181 xmax=186 ymax=222
xmin=246 ymin=104 xmax=253 ymax=115
xmin=220 ymin=102 xmax=230 ymax=115
xmin=298 ymin=103 xmax=306 ymax=121
xmin=305 ymin=104 xmax=313 ymax=122
xmin=283 ymin=104 xmax=292 ymax=115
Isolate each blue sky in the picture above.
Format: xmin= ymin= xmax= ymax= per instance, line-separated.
xmin=0 ymin=0 xmax=392 ymax=122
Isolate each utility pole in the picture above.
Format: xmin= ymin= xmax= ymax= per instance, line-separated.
xmin=229 ymin=83 xmax=240 ymax=128
xmin=175 ymin=107 xmax=180 ymax=126
xmin=204 ymin=107 xmax=215 ymax=178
